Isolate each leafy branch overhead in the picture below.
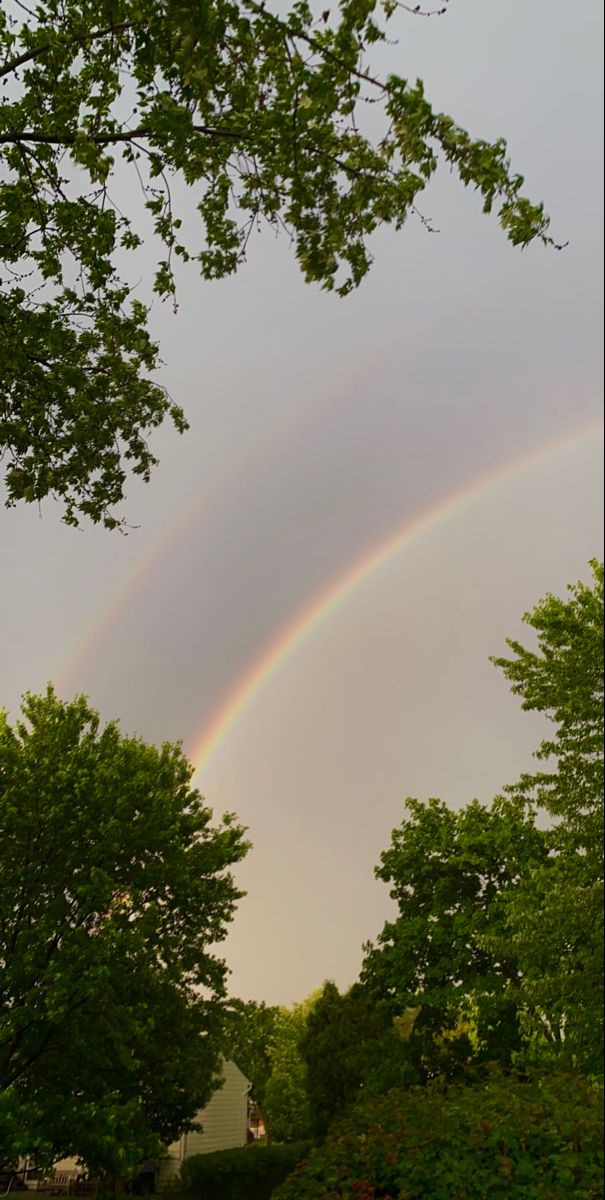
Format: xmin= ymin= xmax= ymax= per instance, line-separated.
xmin=1 ymin=0 xmax=555 ymax=526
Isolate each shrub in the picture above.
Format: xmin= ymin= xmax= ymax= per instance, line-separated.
xmin=272 ymin=1073 xmax=604 ymax=1200
xmin=176 ymin=1140 xmax=313 ymax=1200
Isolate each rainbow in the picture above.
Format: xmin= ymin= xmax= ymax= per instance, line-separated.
xmin=190 ymin=419 xmax=603 ymax=779
xmin=56 ymin=327 xmax=403 ymax=692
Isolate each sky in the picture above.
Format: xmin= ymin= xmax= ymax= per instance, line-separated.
xmin=1 ymin=0 xmax=603 ymax=1005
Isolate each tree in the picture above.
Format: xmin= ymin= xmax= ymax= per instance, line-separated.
xmin=360 ymin=565 xmax=604 ymax=1080
xmin=492 ymin=560 xmax=604 ymax=865
xmin=298 ymin=980 xmax=398 ymax=1136
xmin=492 ymin=560 xmax=604 ymax=1072
xmin=298 ymin=982 xmax=369 ymax=1136
xmin=222 ymin=998 xmax=279 ymax=1109
xmin=262 ymin=996 xmax=317 ymax=1143
xmin=361 ymin=795 xmax=547 ymax=1074
xmin=0 ymin=0 xmax=555 ymax=528
xmin=0 ymin=688 xmax=249 ymax=1175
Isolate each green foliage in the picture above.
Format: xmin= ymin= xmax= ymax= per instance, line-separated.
xmin=177 ymin=1140 xmax=313 ymax=1200
xmin=502 ymin=865 xmax=604 ymax=1075
xmin=298 ymin=981 xmax=395 ymax=1136
xmin=361 ymin=794 xmax=547 ymax=1074
xmin=493 ymin=559 xmax=604 ymax=861
xmin=223 ymin=987 xmax=385 ymax=1142
xmin=0 ymin=0 xmax=553 ymax=526
xmin=356 ymin=564 xmax=604 ymax=1088
xmin=273 ymin=1073 xmax=605 ymax=1200
xmin=0 ymin=687 xmax=249 ymax=1174
xmin=262 ymin=998 xmax=316 ymax=1143
xmin=357 ymin=565 xmax=604 ymax=1082
xmin=221 ymin=999 xmax=279 ymax=1110
xmin=491 ymin=560 xmax=604 ymax=1073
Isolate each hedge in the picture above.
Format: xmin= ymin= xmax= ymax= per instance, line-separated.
xmin=176 ymin=1140 xmax=313 ymax=1200
xmin=272 ymin=1073 xmax=604 ymax=1200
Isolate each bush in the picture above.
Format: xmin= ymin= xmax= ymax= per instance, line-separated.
xmin=176 ymin=1141 xmax=313 ymax=1200
xmin=272 ymin=1073 xmax=604 ymax=1200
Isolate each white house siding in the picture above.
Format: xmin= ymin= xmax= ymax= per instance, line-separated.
xmin=157 ymin=1060 xmax=250 ymax=1190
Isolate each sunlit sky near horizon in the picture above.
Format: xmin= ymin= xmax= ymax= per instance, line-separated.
xmin=1 ymin=0 xmax=603 ymax=1005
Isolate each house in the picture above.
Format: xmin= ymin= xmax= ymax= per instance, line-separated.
xmin=156 ymin=1060 xmax=251 ymax=1190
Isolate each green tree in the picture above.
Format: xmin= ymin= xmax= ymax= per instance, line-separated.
xmin=493 ymin=560 xmax=604 ymax=864
xmin=0 ymin=0 xmax=554 ymax=527
xmin=298 ymin=981 xmax=398 ymax=1136
xmin=361 ymin=795 xmax=547 ymax=1074
xmin=222 ymin=998 xmax=279 ymax=1109
xmin=298 ymin=982 xmax=366 ymax=1136
xmin=360 ymin=565 xmax=604 ymax=1081
xmin=0 ymin=688 xmax=249 ymax=1175
xmin=263 ymin=996 xmax=318 ymax=1143
xmin=492 ymin=561 xmax=604 ymax=1072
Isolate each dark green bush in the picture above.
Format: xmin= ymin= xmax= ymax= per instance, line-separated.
xmin=272 ymin=1073 xmax=604 ymax=1200
xmin=176 ymin=1140 xmax=313 ymax=1200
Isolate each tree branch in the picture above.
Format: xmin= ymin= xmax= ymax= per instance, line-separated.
xmin=0 ymin=20 xmax=135 ymax=81
xmin=242 ymin=0 xmax=387 ymax=93
xmin=3 ymin=993 xmax=90 ymax=1088
xmin=0 ymin=123 xmax=241 ymax=146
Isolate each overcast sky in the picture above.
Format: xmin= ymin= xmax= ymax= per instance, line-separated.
xmin=1 ymin=0 xmax=603 ymax=1004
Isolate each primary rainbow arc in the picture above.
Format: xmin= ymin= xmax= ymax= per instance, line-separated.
xmin=190 ymin=420 xmax=602 ymax=779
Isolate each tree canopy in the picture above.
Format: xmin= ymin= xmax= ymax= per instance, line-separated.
xmin=262 ymin=995 xmax=319 ymax=1143
xmin=360 ymin=795 xmax=547 ymax=1073
xmin=357 ymin=565 xmax=604 ymax=1083
xmin=493 ymin=559 xmax=604 ymax=863
xmin=0 ymin=688 xmax=249 ymax=1174
xmin=492 ymin=560 xmax=604 ymax=1073
xmin=298 ymin=980 xmax=400 ymax=1135
xmin=0 ymin=0 xmax=555 ymax=527
xmin=222 ymin=997 xmax=279 ymax=1109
